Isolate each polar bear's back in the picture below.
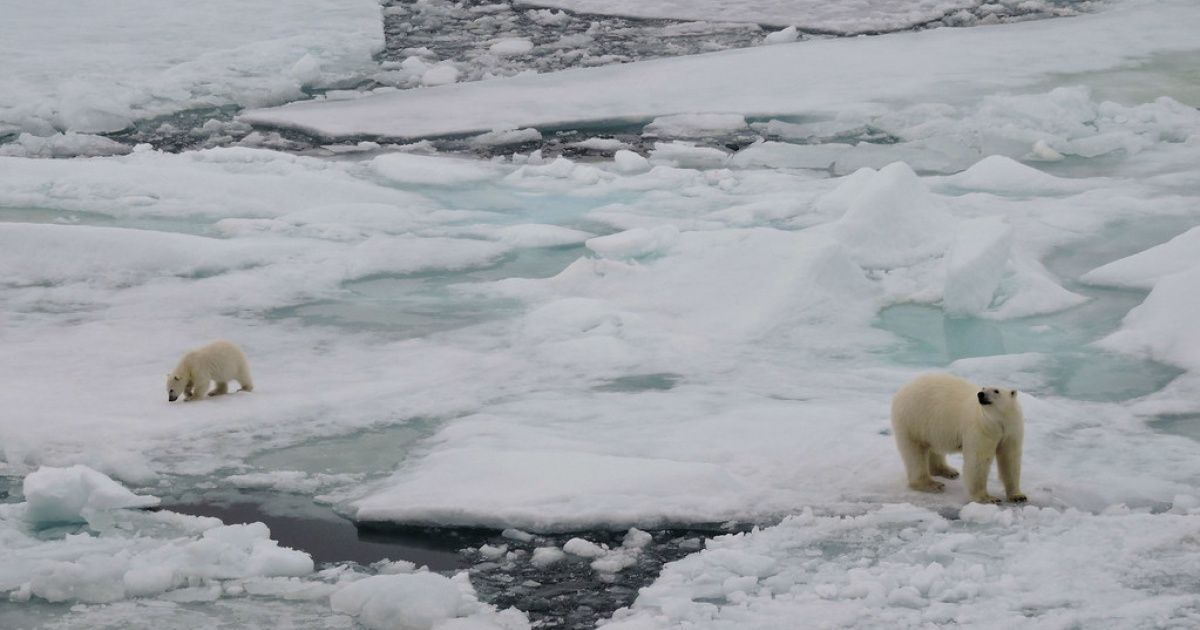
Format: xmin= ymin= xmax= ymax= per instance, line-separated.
xmin=179 ymin=340 xmax=248 ymax=380
xmin=891 ymin=373 xmax=978 ymax=450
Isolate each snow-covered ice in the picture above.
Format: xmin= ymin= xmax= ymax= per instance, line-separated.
xmin=3 ymin=0 xmax=1200 ymax=628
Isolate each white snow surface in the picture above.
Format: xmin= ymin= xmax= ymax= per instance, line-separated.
xmin=4 ymin=0 xmax=1200 ymax=627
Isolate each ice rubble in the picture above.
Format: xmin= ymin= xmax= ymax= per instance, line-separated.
xmin=518 ymin=0 xmax=1037 ymax=34
xmin=241 ymin=2 xmax=1200 ymax=142
xmin=600 ymin=501 xmax=1200 ymax=630
xmin=3 ymin=466 xmax=530 ymax=629
xmin=22 ymin=465 xmax=160 ymax=526
xmin=0 ymin=0 xmax=383 ymax=150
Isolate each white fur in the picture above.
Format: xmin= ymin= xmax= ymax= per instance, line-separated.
xmin=890 ymin=373 xmax=1025 ymax=504
xmin=167 ymin=340 xmax=253 ymax=402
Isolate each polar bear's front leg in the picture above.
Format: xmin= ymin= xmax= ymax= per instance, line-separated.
xmin=187 ymin=377 xmax=210 ymax=401
xmin=998 ymin=437 xmax=1026 ymax=502
xmin=963 ymin=441 xmax=1000 ymax=504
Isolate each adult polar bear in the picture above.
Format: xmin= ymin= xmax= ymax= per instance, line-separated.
xmin=891 ymin=373 xmax=1025 ymax=504
xmin=167 ymin=340 xmax=253 ymax=402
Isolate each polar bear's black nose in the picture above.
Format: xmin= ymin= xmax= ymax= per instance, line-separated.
xmin=977 ymin=391 xmax=991 ymax=405
xmin=169 ymin=394 xmax=177 ymax=402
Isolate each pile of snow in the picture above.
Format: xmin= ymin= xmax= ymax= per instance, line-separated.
xmin=829 ymin=162 xmax=953 ymax=269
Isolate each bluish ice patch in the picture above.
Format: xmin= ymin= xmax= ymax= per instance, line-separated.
xmin=267 ymin=246 xmax=583 ymax=336
xmin=876 ymin=292 xmax=1182 ymax=402
xmin=0 ymin=206 xmax=217 ymax=237
xmin=594 ymin=373 xmax=682 ymax=393
xmin=248 ymin=417 xmax=443 ymax=477
xmin=1149 ymin=414 xmax=1200 ymax=443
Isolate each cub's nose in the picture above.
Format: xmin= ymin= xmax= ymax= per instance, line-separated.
xmin=977 ymin=391 xmax=990 ymax=405
xmin=169 ymin=394 xmax=178 ymax=402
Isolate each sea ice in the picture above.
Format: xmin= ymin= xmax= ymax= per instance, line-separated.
xmin=330 ymin=571 xmax=530 ymax=630
xmin=22 ymin=465 xmax=160 ymax=526
xmin=943 ymin=217 xmax=1013 ymax=316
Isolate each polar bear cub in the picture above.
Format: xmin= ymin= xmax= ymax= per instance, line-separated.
xmin=890 ymin=373 xmax=1025 ymax=504
xmin=167 ymin=340 xmax=253 ymax=402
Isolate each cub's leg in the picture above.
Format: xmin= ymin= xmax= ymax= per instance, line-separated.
xmin=210 ymin=382 xmax=229 ymax=396
xmin=928 ymin=452 xmax=960 ymax=479
xmin=188 ymin=376 xmax=211 ymax=401
xmin=237 ymin=371 xmax=253 ymax=393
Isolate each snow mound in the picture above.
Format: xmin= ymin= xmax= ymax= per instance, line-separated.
xmin=1100 ymin=266 xmax=1200 ymax=371
xmin=22 ymin=465 xmax=160 ymax=526
xmin=1082 ymin=226 xmax=1200 ymax=290
xmin=937 ymin=155 xmax=1085 ymax=196
xmin=831 ymin=162 xmax=953 ymax=269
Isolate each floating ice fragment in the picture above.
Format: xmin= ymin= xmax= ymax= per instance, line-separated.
xmin=563 ymin=537 xmax=607 ymax=559
xmin=1026 ymin=139 xmax=1065 ymax=161
xmin=531 ymin=547 xmax=566 ymax=568
xmin=644 ymin=114 xmax=747 ymax=139
xmin=490 ymin=38 xmax=535 ymax=56
xmin=471 ymin=127 xmax=542 ymax=147
xmin=613 ymin=149 xmax=651 ymax=174
xmin=502 ymin=528 xmax=535 ymax=542
xmin=763 ymin=26 xmax=799 ymax=44
xmin=22 ymin=465 xmax=160 ymax=526
xmin=422 ymin=64 xmax=461 ymax=87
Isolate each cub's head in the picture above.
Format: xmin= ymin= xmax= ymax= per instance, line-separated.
xmin=977 ymin=386 xmax=1018 ymax=410
xmin=166 ymin=372 xmax=187 ymax=402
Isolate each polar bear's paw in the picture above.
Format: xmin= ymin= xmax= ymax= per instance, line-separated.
xmin=931 ymin=464 xmax=960 ymax=479
xmin=909 ymin=479 xmax=945 ymax=493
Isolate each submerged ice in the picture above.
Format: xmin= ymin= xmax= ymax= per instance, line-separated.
xmin=3 ymin=0 xmax=1200 ymax=628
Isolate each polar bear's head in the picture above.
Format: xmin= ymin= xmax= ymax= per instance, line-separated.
xmin=166 ymin=372 xmax=189 ymax=402
xmin=977 ymin=386 xmax=1018 ymax=409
